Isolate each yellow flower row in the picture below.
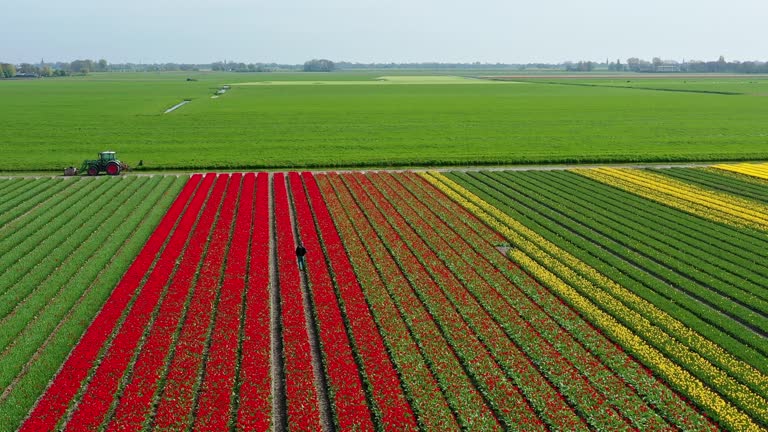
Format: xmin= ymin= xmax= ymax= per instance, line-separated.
xmin=575 ymin=168 xmax=768 ymax=231
xmin=713 ymin=162 xmax=768 ymax=181
xmin=421 ymin=171 xmax=767 ymax=431
xmin=594 ymin=168 xmax=768 ymax=223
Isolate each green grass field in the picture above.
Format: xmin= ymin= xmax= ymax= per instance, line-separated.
xmin=1 ymin=71 xmax=767 ymax=172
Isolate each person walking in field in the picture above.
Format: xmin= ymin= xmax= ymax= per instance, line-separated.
xmin=296 ymin=243 xmax=307 ymax=270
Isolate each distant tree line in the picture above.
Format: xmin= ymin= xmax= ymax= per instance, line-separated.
xmin=609 ymin=56 xmax=768 ymax=73
xmin=303 ymin=59 xmax=335 ymax=72
xmin=0 ymin=58 xmax=109 ymax=78
xmin=564 ymin=61 xmax=596 ymax=72
xmin=3 ymin=56 xmax=768 ymax=78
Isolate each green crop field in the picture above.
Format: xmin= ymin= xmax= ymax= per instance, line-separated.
xmin=1 ymin=71 xmax=767 ymax=172
xmin=0 ymin=175 xmax=185 ymax=429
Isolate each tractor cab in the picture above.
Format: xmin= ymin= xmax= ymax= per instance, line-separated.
xmin=81 ymin=151 xmax=128 ymax=176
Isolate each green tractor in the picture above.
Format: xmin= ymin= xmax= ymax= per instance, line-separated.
xmin=81 ymin=151 xmax=129 ymax=176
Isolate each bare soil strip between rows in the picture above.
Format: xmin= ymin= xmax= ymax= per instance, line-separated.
xmin=270 ymin=173 xmax=288 ymax=432
xmin=284 ymin=173 xmax=335 ymax=432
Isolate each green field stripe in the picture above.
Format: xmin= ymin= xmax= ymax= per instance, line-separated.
xmin=316 ymin=174 xmax=460 ymax=430
xmin=4 ymin=75 xmax=768 ymax=170
xmin=705 ymin=167 xmax=768 ymax=188
xmin=0 ymin=178 xmax=53 ymax=216
xmin=0 ymin=176 xmax=186 ymax=432
xmin=527 ymin=170 xmax=768 ymax=297
xmin=0 ymin=178 xmax=112 ymax=281
xmin=0 ymin=178 xmax=128 ymax=301
xmin=658 ymin=168 xmax=768 ymax=204
xmin=402 ymin=172 xmax=710 ymax=428
xmin=494 ymin=171 xmax=768 ymax=322
xmin=0 ymin=178 xmax=38 ymax=196
xmin=449 ymin=172 xmax=768 ymax=419
xmin=0 ymin=180 xmax=71 ymax=232
xmin=546 ymin=170 xmax=768 ymax=281
xmin=0 ymin=177 xmax=145 ymax=323
xmin=453 ymin=171 xmax=768 ymax=378
xmin=438 ymin=172 xmax=768 ymax=428
xmin=0 ymin=177 xmax=164 ymax=350
xmin=0 ymin=178 xmax=20 ymax=194
xmin=0 ymin=178 xmax=63 ymax=225
xmin=0 ymin=178 xmax=84 ymax=243
xmin=488 ymin=170 xmax=768 ymax=370
xmin=554 ymin=171 xmax=768 ymax=278
xmin=0 ymin=177 xmax=169 ymax=390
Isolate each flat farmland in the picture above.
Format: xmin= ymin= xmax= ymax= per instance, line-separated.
xmin=2 ymin=72 xmax=768 ymax=172
xmin=3 ymin=165 xmax=767 ymax=431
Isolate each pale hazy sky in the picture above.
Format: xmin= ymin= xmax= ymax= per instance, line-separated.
xmin=1 ymin=0 xmax=766 ymax=64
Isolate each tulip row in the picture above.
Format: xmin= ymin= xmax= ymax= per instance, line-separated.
xmin=0 ymin=178 xmax=66 ymax=236
xmin=567 ymin=168 xmax=768 ymax=280
xmin=300 ymin=171 xmax=420 ymax=430
xmin=714 ymin=162 xmax=768 ymax=181
xmin=0 ymin=176 xmax=184 ymax=431
xmin=576 ymin=167 xmax=768 ymax=230
xmin=659 ymin=167 xmax=768 ymax=204
xmin=290 ymin=172 xmax=388 ymax=430
xmin=152 ymin=174 xmax=241 ymax=431
xmin=20 ymin=173 xmax=206 ymax=432
xmin=98 ymin=174 xmax=231 ymax=431
xmin=236 ymin=172 xmax=272 ymax=431
xmin=0 ymin=177 xmax=151 ymax=374
xmin=315 ymin=174 xmax=460 ymax=430
xmin=0 ymin=177 xmax=145 ymax=353
xmin=369 ymin=172 xmax=628 ymax=429
xmin=422 ymin=171 xmax=765 ymax=431
xmin=376 ymin=171 xmax=707 ymax=429
xmin=340 ymin=172 xmax=545 ymax=430
xmin=325 ymin=172 xmax=505 ymax=430
xmin=397 ymin=171 xmax=716 ymax=430
xmin=64 ymin=173 xmax=225 ymax=431
xmin=0 ymin=177 xmax=114 ymax=284
xmin=0 ymin=179 xmax=85 ymax=248
xmin=193 ymin=173 xmax=253 ymax=431
xmin=273 ymin=172 xmax=322 ymax=431
xmin=600 ymin=167 xmax=768 ymax=223
xmin=462 ymin=169 xmax=768 ymax=371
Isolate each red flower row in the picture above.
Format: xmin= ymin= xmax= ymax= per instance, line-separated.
xmin=105 ymin=174 xmax=231 ymax=430
xmin=314 ymin=173 xmax=459 ymax=430
xmin=274 ymin=173 xmax=321 ymax=431
xmin=403 ymin=171 xmax=714 ymax=430
xmin=301 ymin=171 xmax=420 ymax=430
xmin=346 ymin=172 xmax=547 ymax=430
xmin=288 ymin=172 xmax=375 ymax=430
xmin=194 ymin=173 xmax=253 ymax=431
xmin=372 ymin=172 xmax=640 ymax=429
xmin=236 ymin=172 xmax=273 ymax=431
xmin=153 ymin=173 xmax=241 ymax=430
xmin=20 ymin=173 xmax=209 ymax=432
xmin=325 ymin=172 xmax=504 ymax=430
xmin=67 ymin=174 xmax=227 ymax=431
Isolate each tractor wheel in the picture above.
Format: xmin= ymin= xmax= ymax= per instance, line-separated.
xmin=106 ymin=162 xmax=121 ymax=176
xmin=87 ymin=166 xmax=99 ymax=176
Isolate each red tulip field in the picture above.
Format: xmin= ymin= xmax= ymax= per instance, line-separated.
xmin=2 ymin=166 xmax=767 ymax=431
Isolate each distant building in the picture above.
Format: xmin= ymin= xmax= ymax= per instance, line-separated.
xmin=655 ymin=61 xmax=681 ymax=73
